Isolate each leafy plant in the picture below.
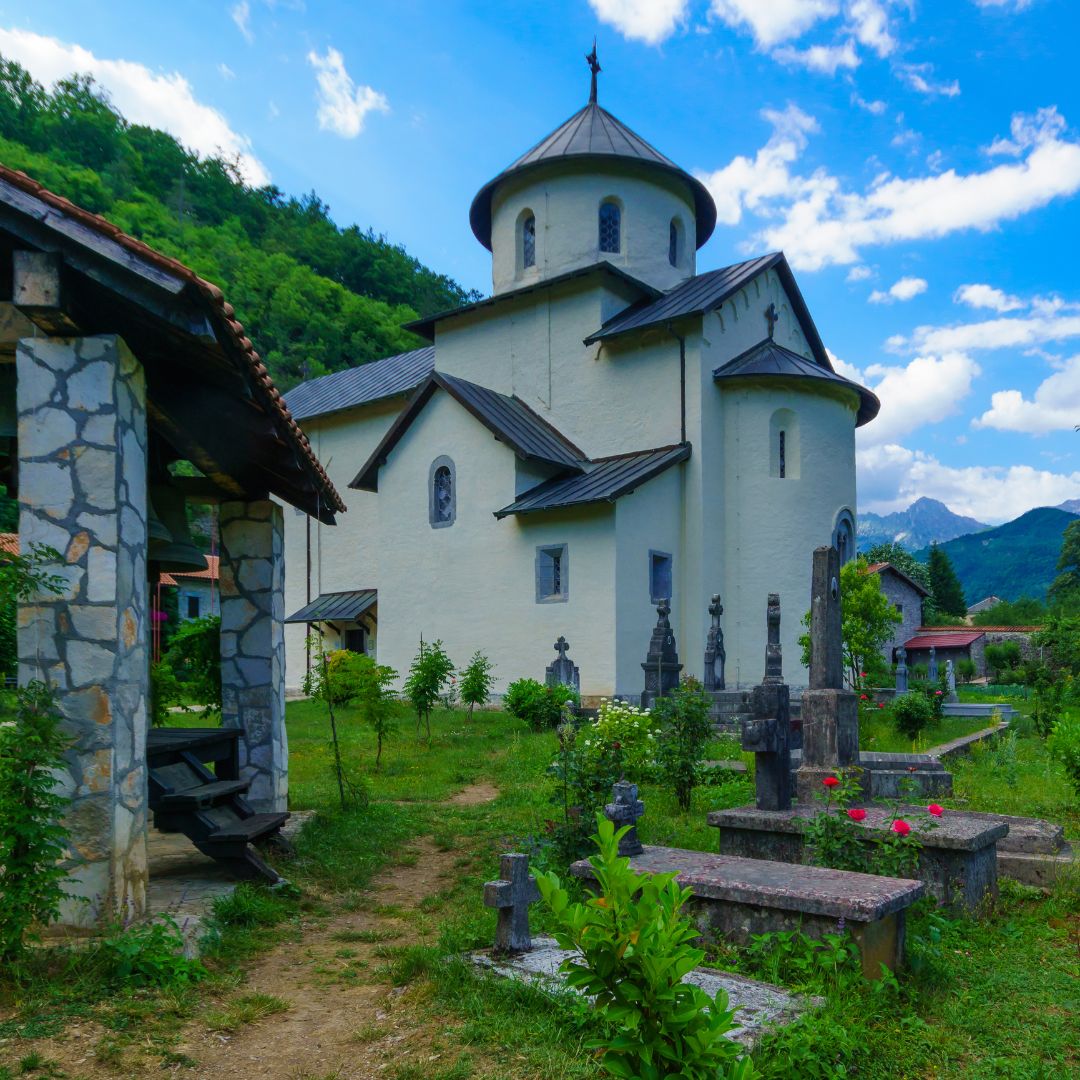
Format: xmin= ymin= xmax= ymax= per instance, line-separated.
xmin=161 ymin=614 xmax=222 ymax=715
xmin=744 ymin=928 xmax=859 ymax=990
xmin=986 ymin=641 xmax=1023 ymax=681
xmin=1047 ymin=713 xmax=1080 ymax=801
xmin=957 ymin=658 xmax=977 ymax=683
xmin=535 ymin=816 xmax=758 ymax=1080
xmin=891 ymin=690 xmax=936 ymax=744
xmin=0 ymin=681 xmax=72 ymax=960
xmin=1031 ymin=671 xmax=1065 ymax=739
xmin=95 ymin=916 xmax=206 ymax=988
xmin=504 ymin=677 xmax=578 ymax=731
xmin=654 ymin=677 xmax=714 ymax=812
xmin=459 ymin=651 xmax=495 ymax=719
xmin=350 ymin=655 xmax=400 ymax=767
xmin=403 ymin=637 xmax=454 ymax=740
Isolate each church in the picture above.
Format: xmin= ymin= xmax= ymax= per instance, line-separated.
xmin=281 ymin=56 xmax=879 ymax=701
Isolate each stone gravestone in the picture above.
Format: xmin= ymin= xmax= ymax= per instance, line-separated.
xmin=795 ymin=546 xmax=859 ymax=803
xmin=605 ymin=780 xmax=645 ymax=856
xmin=703 ymin=594 xmax=726 ymax=692
xmin=928 ymin=646 xmax=938 ymax=682
xmin=641 ymin=599 xmax=682 ymax=709
xmin=545 ymin=635 xmax=580 ymax=695
xmin=484 ymin=853 xmax=540 ymax=953
xmin=945 ymin=659 xmax=958 ymax=703
xmin=895 ymin=646 xmax=909 ymax=695
xmin=741 ymin=595 xmax=792 ymax=811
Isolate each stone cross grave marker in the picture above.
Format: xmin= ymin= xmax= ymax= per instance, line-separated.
xmin=642 ymin=598 xmax=682 ymax=708
xmin=605 ymin=780 xmax=645 ymax=856
xmin=484 ymin=853 xmax=541 ymax=953
xmin=703 ymin=594 xmax=726 ymax=692
xmin=895 ymin=646 xmax=909 ymax=695
xmin=764 ymin=593 xmax=783 ymax=684
xmin=928 ymin=646 xmax=938 ymax=682
xmin=809 ymin=552 xmax=842 ymax=691
xmin=946 ymin=659 xmax=958 ymax=703
xmin=545 ymin=635 xmax=580 ymax=694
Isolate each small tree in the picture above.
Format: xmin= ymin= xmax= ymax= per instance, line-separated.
xmin=1049 ymin=518 xmax=1080 ymax=608
xmin=927 ymin=543 xmax=967 ymax=619
xmin=302 ymin=634 xmax=363 ymax=808
xmin=351 ymin=655 xmax=399 ymax=767
xmin=161 ymin=614 xmax=222 ymax=716
xmin=654 ymin=677 xmax=714 ymax=812
xmin=459 ymin=651 xmax=495 ymax=719
xmin=891 ymin=691 xmax=935 ymax=745
xmin=403 ymin=636 xmax=454 ymax=740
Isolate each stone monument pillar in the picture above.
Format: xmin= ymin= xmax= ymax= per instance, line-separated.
xmin=928 ymin=646 xmax=938 ymax=682
xmin=16 ymin=333 xmax=149 ymax=927
xmin=795 ymin=546 xmax=859 ymax=803
xmin=703 ymin=594 xmax=725 ymax=692
xmin=641 ymin=599 xmax=682 ymax=709
xmin=945 ymin=659 xmax=958 ymax=703
xmin=219 ymin=499 xmax=288 ymax=812
xmin=895 ymin=646 xmax=909 ymax=695
xmin=605 ymin=780 xmax=645 ymax=856
xmin=545 ymin=635 xmax=580 ymax=694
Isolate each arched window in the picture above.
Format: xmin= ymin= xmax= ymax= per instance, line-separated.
xmin=669 ymin=219 xmax=681 ymax=267
xmin=769 ymin=409 xmax=799 ymax=479
xmin=522 ymin=213 xmax=536 ymax=269
xmin=429 ymin=456 xmax=456 ymax=528
xmin=599 ymin=200 xmax=621 ymax=253
xmin=833 ymin=510 xmax=856 ymax=565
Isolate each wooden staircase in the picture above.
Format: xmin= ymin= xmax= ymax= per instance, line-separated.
xmin=147 ymin=727 xmax=291 ymax=884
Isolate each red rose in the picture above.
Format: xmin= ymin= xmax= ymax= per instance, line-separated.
xmin=822 ymin=776 xmax=840 ymax=788
xmin=935 ymin=690 xmax=943 ymax=696
xmin=878 ymin=702 xmax=885 ymax=709
xmin=847 ymin=808 xmax=867 ymax=822
xmin=860 ymin=694 xmax=868 ymax=701
xmin=928 ymin=804 xmax=943 ymax=817
xmin=891 ymin=819 xmax=911 ymax=836
xmin=860 ymin=672 xmax=867 ymax=678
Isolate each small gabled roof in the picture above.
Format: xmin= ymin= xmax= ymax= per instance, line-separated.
xmin=285 ymin=589 xmax=377 ymax=624
xmin=866 ymin=561 xmax=930 ymax=597
xmin=714 ymin=339 xmax=880 ymax=427
xmin=494 ymin=443 xmax=690 ymax=518
xmin=284 ymin=347 xmax=435 ymax=422
xmin=350 ymin=371 xmax=586 ymax=491
xmin=905 ymin=630 xmax=986 ymax=650
xmin=469 ymin=102 xmax=717 ymax=251
xmin=405 ymin=261 xmax=658 ymax=342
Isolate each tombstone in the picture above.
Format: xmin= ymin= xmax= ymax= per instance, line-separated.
xmin=605 ymin=780 xmax=645 ymax=856
xmin=945 ymin=659 xmax=958 ymax=703
xmin=703 ymin=595 xmax=726 ymax=692
xmin=928 ymin=646 xmax=939 ymax=683
xmin=764 ymin=593 xmax=783 ymax=684
xmin=795 ymin=547 xmax=859 ymax=803
xmin=545 ymin=635 xmax=580 ymax=695
xmin=895 ymin=646 xmax=909 ymax=695
xmin=742 ymin=678 xmax=793 ymax=812
xmin=484 ymin=853 xmax=541 ymax=953
xmin=641 ymin=599 xmax=682 ymax=709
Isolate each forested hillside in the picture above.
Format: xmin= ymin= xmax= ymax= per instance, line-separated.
xmin=0 ymin=57 xmax=479 ymax=389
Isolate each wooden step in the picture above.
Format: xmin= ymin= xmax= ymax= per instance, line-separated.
xmin=205 ymin=811 xmax=290 ymax=845
xmin=157 ymin=779 xmax=251 ymax=810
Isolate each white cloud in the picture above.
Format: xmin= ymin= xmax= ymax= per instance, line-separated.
xmin=973 ymin=0 xmax=1034 ymax=10
xmin=709 ymin=0 xmax=839 ymax=48
xmin=697 ymin=104 xmax=821 ymax=226
xmin=231 ymin=1 xmax=253 ymax=43
xmin=217 ymin=62 xmax=236 ymax=80
xmin=975 ymin=354 xmax=1080 ymax=434
xmin=986 ymin=105 xmax=1065 ymax=156
xmin=306 ymin=47 xmax=388 ymax=139
xmin=846 ymin=265 xmax=873 ymax=282
xmin=857 ymin=443 xmax=1080 ymax=522
xmin=893 ymin=311 xmax=1080 ymax=354
xmin=896 ymin=62 xmax=960 ymax=98
xmin=847 ymin=0 xmax=895 ymax=57
xmin=773 ymin=40 xmax=859 ymax=75
xmin=0 ymin=28 xmax=269 ymax=185
xmin=954 ymin=283 xmax=1024 ymax=313
xmin=869 ymin=276 xmax=927 ymax=303
xmin=851 ymin=91 xmax=887 ymax=115
xmin=587 ymin=0 xmax=689 ymax=44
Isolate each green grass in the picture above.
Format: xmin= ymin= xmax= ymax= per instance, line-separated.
xmin=859 ymin=711 xmax=995 ymax=754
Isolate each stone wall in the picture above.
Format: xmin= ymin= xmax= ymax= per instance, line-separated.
xmin=16 ymin=333 xmax=149 ymax=926
xmin=875 ymin=570 xmax=924 ymax=661
xmin=219 ymin=500 xmax=287 ymax=812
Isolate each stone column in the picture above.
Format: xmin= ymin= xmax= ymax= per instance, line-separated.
xmin=16 ymin=334 xmax=149 ymax=927
xmin=219 ymin=499 xmax=287 ymax=811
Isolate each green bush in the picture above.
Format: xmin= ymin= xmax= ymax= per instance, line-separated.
xmin=986 ymin=642 xmax=1022 ymax=680
xmin=504 ymin=677 xmax=578 ymax=731
xmin=891 ymin=691 xmax=935 ymax=743
xmin=162 ymin=615 xmax=222 ymax=715
xmin=1047 ymin=714 xmax=1080 ymax=801
xmin=403 ymin=637 xmax=455 ymax=740
xmin=459 ymin=651 xmax=495 ymax=718
xmin=957 ymin=658 xmax=977 ymax=683
xmin=95 ymin=917 xmax=206 ymax=988
xmin=654 ymin=678 xmax=714 ymax=812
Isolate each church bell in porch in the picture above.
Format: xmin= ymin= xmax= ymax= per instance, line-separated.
xmin=147 ymin=480 xmax=206 ymax=574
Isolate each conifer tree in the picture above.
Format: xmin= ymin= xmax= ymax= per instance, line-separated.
xmin=927 ymin=543 xmax=967 ymax=619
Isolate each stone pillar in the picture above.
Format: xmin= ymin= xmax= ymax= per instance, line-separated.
xmin=219 ymin=499 xmax=287 ymax=811
xmin=16 ymin=334 xmax=149 ymax=927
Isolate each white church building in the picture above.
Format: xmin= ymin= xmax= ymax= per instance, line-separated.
xmin=281 ymin=67 xmax=879 ymax=701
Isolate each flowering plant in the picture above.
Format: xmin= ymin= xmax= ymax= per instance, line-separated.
xmin=579 ymin=698 xmax=662 ymax=782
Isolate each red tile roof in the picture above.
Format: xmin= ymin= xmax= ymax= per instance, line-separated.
xmin=905 ymin=630 xmax=986 ymax=649
xmin=917 ymin=625 xmax=1043 ymax=633
xmin=158 ymin=555 xmax=219 ymax=587
xmin=0 ymin=533 xmax=17 ymax=557
xmin=0 ymin=164 xmax=345 ymax=516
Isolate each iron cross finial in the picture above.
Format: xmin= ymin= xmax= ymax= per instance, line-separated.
xmin=765 ymin=302 xmax=779 ymax=339
xmin=586 ymin=39 xmax=601 ymax=104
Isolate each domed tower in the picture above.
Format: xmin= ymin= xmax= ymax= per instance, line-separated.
xmin=470 ymin=48 xmax=717 ymax=296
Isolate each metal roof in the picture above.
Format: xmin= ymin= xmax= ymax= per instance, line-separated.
xmin=350 ymin=371 xmax=586 ymax=491
xmin=405 ymin=261 xmax=658 ymax=342
xmin=904 ymin=630 xmax=986 ymax=650
xmin=284 ymin=347 xmax=434 ymax=422
xmin=469 ymin=102 xmax=717 ymax=251
xmin=494 ymin=444 xmax=690 ymax=518
xmin=285 ymin=589 xmax=377 ymax=624
xmin=714 ymin=339 xmax=880 ymax=428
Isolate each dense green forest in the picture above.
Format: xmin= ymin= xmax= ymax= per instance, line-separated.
xmin=0 ymin=57 xmax=479 ymax=389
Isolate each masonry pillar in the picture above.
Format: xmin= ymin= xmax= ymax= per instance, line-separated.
xmin=219 ymin=499 xmax=287 ymax=811
xmin=16 ymin=333 xmax=149 ymax=927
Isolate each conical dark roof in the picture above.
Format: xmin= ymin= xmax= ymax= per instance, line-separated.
xmin=469 ymin=102 xmax=717 ymax=251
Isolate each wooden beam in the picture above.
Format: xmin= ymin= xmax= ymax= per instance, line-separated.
xmin=13 ymin=250 xmax=80 ymax=335
xmin=0 ymin=301 xmax=38 ymax=357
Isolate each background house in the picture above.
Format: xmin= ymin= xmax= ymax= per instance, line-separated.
xmin=867 ymin=562 xmax=928 ymax=664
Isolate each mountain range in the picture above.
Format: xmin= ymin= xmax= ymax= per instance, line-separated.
xmin=857 ymin=498 xmax=989 ymax=553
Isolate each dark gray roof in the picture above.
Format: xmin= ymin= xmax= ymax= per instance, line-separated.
xmin=285 ymin=589 xmax=376 ymax=624
xmin=284 ymin=346 xmax=434 ymax=422
xmin=350 ymin=371 xmax=586 ymax=491
xmin=583 ymin=252 xmax=834 ymax=367
xmin=404 ymin=261 xmax=658 ymax=342
xmin=469 ymin=103 xmax=717 ymax=250
xmin=494 ymin=444 xmax=691 ymax=518
xmin=713 ymin=339 xmax=880 ymax=427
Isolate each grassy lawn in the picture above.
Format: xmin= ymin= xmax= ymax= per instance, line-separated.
xmin=858 ymin=711 xmax=994 ymax=754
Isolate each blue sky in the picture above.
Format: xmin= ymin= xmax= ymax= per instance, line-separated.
xmin=0 ymin=0 xmax=1078 ymax=524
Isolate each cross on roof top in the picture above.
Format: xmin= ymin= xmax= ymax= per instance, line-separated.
xmin=586 ymin=40 xmax=601 ymax=104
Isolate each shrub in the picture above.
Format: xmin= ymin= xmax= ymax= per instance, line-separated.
xmin=459 ymin=651 xmax=495 ymax=718
xmin=654 ymin=678 xmax=714 ymax=812
xmin=403 ymin=637 xmax=454 ymax=740
xmin=891 ymin=691 xmax=935 ymax=743
xmin=1032 ymin=672 xmax=1065 ymax=739
xmin=986 ymin=642 xmax=1022 ymax=680
xmin=504 ymin=678 xmax=578 ymax=731
xmin=1048 ymin=713 xmax=1080 ymax=801
xmin=95 ymin=917 xmax=206 ymax=988
xmin=581 ymin=698 xmax=661 ymax=781
xmin=957 ymin=659 xmax=976 ymax=683
xmin=349 ymin=654 xmax=400 ymax=767
xmin=162 ymin=615 xmax=222 ymax=714
xmin=911 ymin=663 xmax=928 ymax=680
xmin=535 ymin=816 xmax=757 ymax=1080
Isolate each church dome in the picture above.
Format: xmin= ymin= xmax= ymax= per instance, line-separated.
xmin=469 ymin=101 xmax=718 ymax=252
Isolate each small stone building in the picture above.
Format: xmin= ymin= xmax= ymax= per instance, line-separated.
xmin=866 ymin=562 xmax=928 ymax=664
xmin=903 ymin=629 xmax=987 ymax=679
xmin=0 ymin=165 xmax=344 ymax=928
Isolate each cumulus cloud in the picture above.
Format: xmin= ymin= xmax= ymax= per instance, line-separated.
xmin=857 ymin=443 xmax=1080 ymax=521
xmin=851 ymin=92 xmax=887 ymax=115
xmin=0 ymin=28 xmax=268 ymax=185
xmin=847 ymin=0 xmax=895 ymax=57
xmin=986 ymin=106 xmax=1066 ymax=156
xmin=892 ymin=310 xmax=1080 ymax=355
xmin=974 ymin=354 xmax=1080 ymax=434
xmin=587 ymin=0 xmax=689 ymax=44
xmin=773 ymin=40 xmax=859 ymax=75
xmin=895 ymin=62 xmax=960 ymax=97
xmin=708 ymin=0 xmax=839 ymax=48
xmin=869 ymin=276 xmax=928 ymax=303
xmin=954 ymin=283 xmax=1025 ymax=312
xmin=846 ymin=265 xmax=873 ymax=282
xmin=307 ymin=47 xmax=388 ymax=139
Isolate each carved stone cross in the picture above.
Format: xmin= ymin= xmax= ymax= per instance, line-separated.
xmin=765 ymin=302 xmax=779 ymax=339
xmin=554 ymin=636 xmax=569 ymax=661
xmin=764 ymin=593 xmax=783 ymax=684
xmin=585 ymin=40 xmax=601 ymax=104
xmin=484 ymin=853 xmax=540 ymax=953
xmin=605 ymin=780 xmax=645 ymax=856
